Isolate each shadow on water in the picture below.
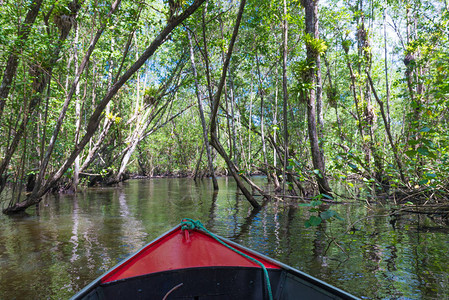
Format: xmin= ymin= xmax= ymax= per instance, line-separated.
xmin=1 ymin=177 xmax=449 ymax=299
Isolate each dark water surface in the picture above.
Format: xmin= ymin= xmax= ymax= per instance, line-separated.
xmin=1 ymin=178 xmax=449 ymax=299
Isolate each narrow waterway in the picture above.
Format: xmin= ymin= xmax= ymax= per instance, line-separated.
xmin=1 ymin=177 xmax=448 ymax=299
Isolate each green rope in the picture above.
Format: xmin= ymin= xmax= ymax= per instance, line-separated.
xmin=180 ymin=218 xmax=274 ymax=300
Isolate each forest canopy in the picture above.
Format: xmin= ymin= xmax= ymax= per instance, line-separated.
xmin=0 ymin=0 xmax=448 ymax=214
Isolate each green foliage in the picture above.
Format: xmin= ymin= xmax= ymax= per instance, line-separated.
xmin=341 ymin=39 xmax=352 ymax=54
xmin=300 ymin=194 xmax=343 ymax=228
xmin=304 ymin=33 xmax=327 ymax=55
xmin=326 ymin=85 xmax=339 ymax=107
xmin=292 ymin=59 xmax=315 ymax=82
xmin=291 ymin=59 xmax=315 ymax=103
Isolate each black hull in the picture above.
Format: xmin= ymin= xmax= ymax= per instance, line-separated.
xmin=79 ymin=266 xmax=355 ymax=300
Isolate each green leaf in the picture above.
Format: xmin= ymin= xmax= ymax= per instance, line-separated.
xmin=312 ymin=169 xmax=323 ymax=178
xmin=420 ymin=127 xmax=431 ymax=132
xmin=417 ymin=147 xmax=430 ymax=156
xmin=428 ymin=153 xmax=437 ymax=159
xmin=335 ymin=215 xmax=344 ymax=221
xmin=422 ymin=139 xmax=435 ymax=148
xmin=321 ymin=193 xmax=333 ymax=200
xmin=425 ymin=173 xmax=437 ymax=178
xmin=309 ymin=216 xmax=322 ymax=226
xmin=405 ymin=150 xmax=417 ymax=158
xmin=320 ymin=210 xmax=336 ymax=220
xmin=348 ymin=163 xmax=358 ymax=170
xmin=419 ymin=179 xmax=429 ymax=185
xmin=310 ymin=200 xmax=323 ymax=207
xmin=305 ymin=216 xmax=322 ymax=228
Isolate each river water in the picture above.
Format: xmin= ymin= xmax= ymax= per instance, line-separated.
xmin=1 ymin=177 xmax=448 ymax=299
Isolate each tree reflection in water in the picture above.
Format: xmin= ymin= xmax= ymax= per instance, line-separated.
xmin=1 ymin=177 xmax=449 ymax=299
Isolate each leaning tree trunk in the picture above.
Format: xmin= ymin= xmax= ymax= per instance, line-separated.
xmin=218 ymin=16 xmax=235 ymax=162
xmin=113 ymin=77 xmax=189 ymax=184
xmin=301 ymin=0 xmax=332 ymax=195
xmin=3 ymin=0 xmax=207 ymax=214
xmin=188 ymin=31 xmax=219 ymax=190
xmin=366 ymin=72 xmax=406 ymax=184
xmin=31 ymin=0 xmax=118 ymax=197
xmin=79 ymin=13 xmax=142 ymax=177
xmin=208 ymin=0 xmax=261 ymax=209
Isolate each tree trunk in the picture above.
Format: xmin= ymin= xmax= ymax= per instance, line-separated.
xmin=315 ymin=32 xmax=324 ymax=146
xmin=302 ymin=0 xmax=332 ymax=195
xmin=208 ymin=0 xmax=261 ymax=209
xmin=314 ymin=1 xmax=326 ymax=183
xmin=366 ymin=71 xmax=406 ymax=184
xmin=112 ymin=61 xmax=190 ymax=184
xmin=359 ymin=15 xmax=384 ymax=182
xmin=274 ymin=68 xmax=279 ymax=169
xmin=383 ymin=7 xmax=391 ymax=126
xmin=72 ymin=22 xmax=82 ymax=192
xmin=228 ymin=75 xmax=239 ymax=165
xmin=281 ymin=0 xmax=289 ymax=194
xmin=188 ymin=31 xmax=219 ymax=190
xmin=343 ymin=50 xmax=372 ymax=175
xmin=80 ymin=120 xmax=113 ymax=171
xmin=255 ymin=53 xmax=268 ymax=178
xmin=80 ymin=23 xmax=141 ymax=175
xmin=218 ymin=17 xmax=235 ymax=162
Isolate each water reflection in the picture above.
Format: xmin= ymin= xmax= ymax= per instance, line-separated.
xmin=70 ymin=196 xmax=79 ymax=264
xmin=0 ymin=178 xmax=449 ymax=299
xmin=206 ymin=190 xmax=218 ymax=229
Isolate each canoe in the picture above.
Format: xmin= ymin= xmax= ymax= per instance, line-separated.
xmin=71 ymin=219 xmax=359 ymax=300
